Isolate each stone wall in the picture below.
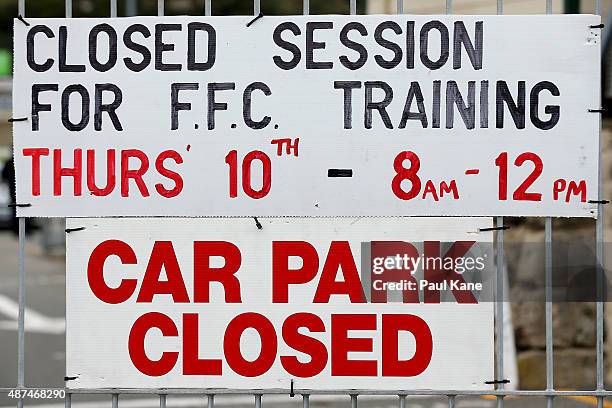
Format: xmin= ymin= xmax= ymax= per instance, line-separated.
xmin=509 ymin=122 xmax=612 ymax=389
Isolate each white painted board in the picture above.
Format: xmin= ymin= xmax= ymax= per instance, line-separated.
xmin=66 ymin=217 xmax=494 ymax=390
xmin=13 ymin=15 xmax=600 ymax=217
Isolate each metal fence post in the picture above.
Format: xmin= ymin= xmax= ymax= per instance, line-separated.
xmin=16 ymin=217 xmax=25 ymax=408
xmin=15 ymin=0 xmax=25 ymax=389
xmin=496 ymin=216 xmax=505 ymax=408
xmin=545 ymin=217 xmax=554 ymax=408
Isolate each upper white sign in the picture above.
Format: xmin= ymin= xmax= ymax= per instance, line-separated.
xmin=13 ymin=15 xmax=600 ymax=217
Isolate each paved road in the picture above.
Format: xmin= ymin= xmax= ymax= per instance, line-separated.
xmin=0 ymin=232 xmax=601 ymax=408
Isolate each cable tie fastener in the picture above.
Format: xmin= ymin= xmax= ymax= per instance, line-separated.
xmin=588 ymin=108 xmax=606 ymax=113
xmin=591 ymin=23 xmax=605 ymax=28
xmin=485 ymin=379 xmax=510 ymax=385
xmin=246 ymin=12 xmax=264 ymax=27
xmin=17 ymin=15 xmax=30 ymax=26
xmin=65 ymin=227 xmax=86 ymax=233
xmin=64 ymin=376 xmax=78 ymax=381
xmin=8 ymin=117 xmax=28 ymax=123
xmin=290 ymin=379 xmax=295 ymax=397
xmin=589 ymin=199 xmax=610 ymax=204
xmin=479 ymin=226 xmax=510 ymax=232
xmin=8 ymin=203 xmax=31 ymax=208
xmin=253 ymin=217 xmax=263 ymax=230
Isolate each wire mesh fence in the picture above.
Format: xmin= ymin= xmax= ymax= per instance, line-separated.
xmin=2 ymin=0 xmax=607 ymax=407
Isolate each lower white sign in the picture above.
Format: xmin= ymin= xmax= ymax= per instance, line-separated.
xmin=66 ymin=217 xmax=494 ymax=390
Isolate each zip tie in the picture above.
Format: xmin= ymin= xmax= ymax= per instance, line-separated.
xmin=589 ymin=199 xmax=610 ymax=204
xmin=591 ymin=23 xmax=605 ymax=28
xmin=290 ymin=379 xmax=295 ymax=397
xmin=485 ymin=379 xmax=510 ymax=385
xmin=588 ymin=108 xmax=606 ymax=113
xmin=17 ymin=15 xmax=30 ymax=26
xmin=253 ymin=217 xmax=263 ymax=230
xmin=8 ymin=117 xmax=28 ymax=123
xmin=65 ymin=227 xmax=86 ymax=233
xmin=478 ymin=226 xmax=510 ymax=232
xmin=246 ymin=12 xmax=264 ymax=27
xmin=8 ymin=203 xmax=31 ymax=208
xmin=64 ymin=376 xmax=78 ymax=381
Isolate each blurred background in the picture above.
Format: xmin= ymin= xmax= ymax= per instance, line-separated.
xmin=0 ymin=1 xmax=612 ymax=408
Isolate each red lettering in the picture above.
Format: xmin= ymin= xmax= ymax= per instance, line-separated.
xmin=281 ymin=313 xmax=327 ymax=377
xmin=331 ymin=314 xmax=377 ymax=376
xmin=128 ymin=312 xmax=178 ymax=376
xmin=193 ymin=241 xmax=242 ymax=303
xmin=137 ymin=241 xmax=190 ymax=303
xmin=314 ymin=241 xmax=365 ymax=303
xmin=155 ymin=150 xmax=184 ymax=198
xmin=182 ymin=313 xmax=222 ymax=375
xmin=87 ymin=239 xmax=137 ymax=304
xmin=121 ymin=149 xmax=150 ymax=197
xmin=87 ymin=149 xmax=116 ymax=196
xmin=381 ymin=314 xmax=432 ymax=376
xmin=439 ymin=180 xmax=459 ymax=199
xmin=224 ymin=313 xmax=277 ymax=377
xmin=272 ymin=241 xmax=318 ymax=303
xmin=22 ymin=148 xmax=49 ymax=196
xmin=53 ymin=148 xmax=82 ymax=196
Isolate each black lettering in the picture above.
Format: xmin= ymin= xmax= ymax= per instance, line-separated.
xmin=155 ymin=24 xmax=182 ymax=71
xmin=420 ymin=21 xmax=449 ymax=70
xmin=187 ymin=22 xmax=216 ymax=71
xmin=334 ymin=81 xmax=362 ymax=129
xmin=27 ymin=25 xmax=54 ymax=72
xmin=59 ymin=26 xmax=85 ymax=72
xmin=31 ymin=84 xmax=58 ymax=131
xmin=62 ymin=84 xmax=90 ymax=131
xmin=273 ymin=22 xmax=301 ymax=70
xmin=243 ymin=82 xmax=272 ymax=130
xmin=374 ymin=21 xmax=402 ymax=69
xmin=496 ymin=81 xmax=525 ymax=129
xmin=530 ymin=81 xmax=560 ymax=130
xmin=89 ymin=24 xmax=118 ymax=72
xmin=95 ymin=84 xmax=123 ymax=131
xmin=123 ymin=24 xmax=152 ymax=72
xmin=364 ymin=81 xmax=393 ymax=129
xmin=208 ymin=82 xmax=235 ymax=130
xmin=446 ymin=80 xmax=475 ymax=129
xmin=453 ymin=21 xmax=483 ymax=70
xmin=480 ymin=80 xmax=489 ymax=128
xmin=306 ymin=22 xmax=333 ymax=69
xmin=432 ymin=80 xmax=441 ymax=128
xmin=339 ymin=22 xmax=368 ymax=70
xmin=399 ymin=81 xmax=427 ymax=128
xmin=406 ymin=21 xmax=415 ymax=69
xmin=170 ymin=83 xmax=199 ymax=130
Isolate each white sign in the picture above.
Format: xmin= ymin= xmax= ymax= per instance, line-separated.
xmin=14 ymin=16 xmax=600 ymax=217
xmin=66 ymin=217 xmax=494 ymax=390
